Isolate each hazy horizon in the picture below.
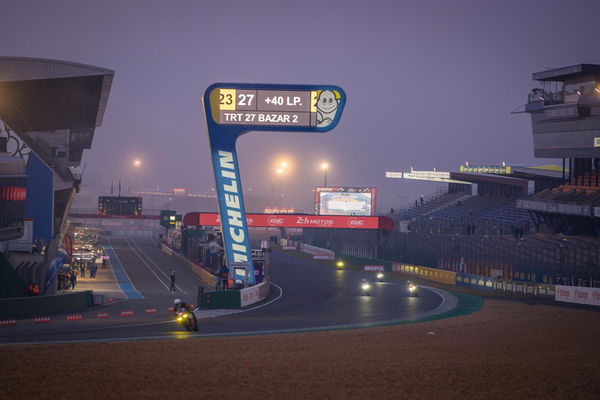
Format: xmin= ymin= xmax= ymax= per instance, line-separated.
xmin=2 ymin=0 xmax=599 ymax=212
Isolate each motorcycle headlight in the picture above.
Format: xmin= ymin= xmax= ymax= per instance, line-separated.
xmin=182 ymin=313 xmax=189 ymax=318
xmin=362 ymin=284 xmax=370 ymax=290
xmin=177 ymin=317 xmax=183 ymax=321
xmin=377 ymin=273 xmax=383 ymax=278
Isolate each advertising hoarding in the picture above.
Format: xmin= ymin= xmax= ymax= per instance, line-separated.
xmin=315 ymin=187 xmax=376 ymax=216
xmin=192 ymin=213 xmax=385 ymax=229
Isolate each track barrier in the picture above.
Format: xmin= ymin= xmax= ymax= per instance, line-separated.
xmin=120 ymin=310 xmax=134 ymax=317
xmin=34 ymin=317 xmax=51 ymax=324
xmin=96 ymin=312 xmax=109 ymax=319
xmin=66 ymin=314 xmax=83 ymax=321
xmin=145 ymin=308 xmax=157 ymax=314
xmin=0 ymin=319 xmax=16 ymax=326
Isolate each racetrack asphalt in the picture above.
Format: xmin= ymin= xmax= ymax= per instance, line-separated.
xmin=0 ymin=236 xmax=456 ymax=345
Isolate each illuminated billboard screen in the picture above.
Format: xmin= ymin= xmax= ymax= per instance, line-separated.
xmin=315 ymin=187 xmax=376 ymax=216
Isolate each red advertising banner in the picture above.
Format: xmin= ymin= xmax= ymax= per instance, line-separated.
xmin=555 ymin=285 xmax=600 ymax=306
xmin=185 ymin=212 xmax=394 ymax=230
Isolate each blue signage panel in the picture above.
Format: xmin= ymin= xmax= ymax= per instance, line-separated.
xmin=203 ymin=83 xmax=346 ymax=285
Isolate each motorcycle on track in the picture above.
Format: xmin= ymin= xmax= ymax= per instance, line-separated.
xmin=407 ymin=281 xmax=418 ymax=297
xmin=173 ymin=298 xmax=199 ymax=332
xmin=175 ymin=310 xmax=198 ymax=331
xmin=361 ymin=280 xmax=371 ymax=296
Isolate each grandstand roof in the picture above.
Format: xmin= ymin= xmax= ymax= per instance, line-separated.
xmin=511 ymin=165 xmax=565 ymax=180
xmin=532 ymin=64 xmax=600 ymax=82
xmin=0 ymin=57 xmax=113 ymax=133
xmin=0 ymin=57 xmax=114 ymax=170
xmin=450 ymin=172 xmax=530 ymax=188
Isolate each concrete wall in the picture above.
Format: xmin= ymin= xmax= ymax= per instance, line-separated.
xmin=0 ymin=290 xmax=93 ymax=319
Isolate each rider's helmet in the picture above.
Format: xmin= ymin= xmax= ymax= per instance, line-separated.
xmin=174 ymin=298 xmax=181 ymax=305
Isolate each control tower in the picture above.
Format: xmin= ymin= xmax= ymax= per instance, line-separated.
xmin=525 ymin=64 xmax=600 ymax=184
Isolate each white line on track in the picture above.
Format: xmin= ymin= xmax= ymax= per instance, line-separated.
xmin=123 ymin=237 xmax=173 ymax=293
xmin=126 ymin=237 xmax=188 ymax=294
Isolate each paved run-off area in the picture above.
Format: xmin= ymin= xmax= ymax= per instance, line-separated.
xmin=1 ymin=298 xmax=599 ymax=400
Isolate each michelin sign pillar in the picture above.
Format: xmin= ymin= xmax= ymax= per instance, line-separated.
xmin=203 ymin=83 xmax=346 ymax=286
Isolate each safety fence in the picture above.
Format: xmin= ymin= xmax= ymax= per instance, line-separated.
xmin=333 ymin=254 xmax=597 ymax=306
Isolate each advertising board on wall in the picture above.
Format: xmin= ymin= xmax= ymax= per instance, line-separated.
xmin=187 ymin=212 xmax=389 ymax=230
xmin=364 ymin=265 xmax=384 ymax=272
xmin=555 ymin=285 xmax=600 ymax=306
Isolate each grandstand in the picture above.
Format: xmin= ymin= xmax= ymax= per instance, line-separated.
xmin=309 ymin=63 xmax=600 ymax=287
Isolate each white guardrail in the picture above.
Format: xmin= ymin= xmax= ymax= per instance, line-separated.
xmin=240 ymin=281 xmax=270 ymax=307
xmin=280 ymin=239 xmax=334 ymax=260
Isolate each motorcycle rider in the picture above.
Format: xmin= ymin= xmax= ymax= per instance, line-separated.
xmin=173 ymin=298 xmax=198 ymax=331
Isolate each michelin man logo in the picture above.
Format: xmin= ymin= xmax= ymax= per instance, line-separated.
xmin=316 ymin=90 xmax=340 ymax=127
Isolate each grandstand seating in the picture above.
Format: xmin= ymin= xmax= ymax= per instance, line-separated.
xmin=532 ymin=185 xmax=600 ymax=204
xmin=398 ymin=191 xmax=465 ymax=220
xmin=426 ymin=195 xmax=533 ymax=226
xmin=572 ymin=170 xmax=600 ymax=188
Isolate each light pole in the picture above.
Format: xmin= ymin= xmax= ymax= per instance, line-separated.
xmin=321 ymin=162 xmax=329 ymax=187
xmin=276 ymin=168 xmax=285 ymax=207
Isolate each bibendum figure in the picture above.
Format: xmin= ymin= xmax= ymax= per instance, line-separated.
xmin=316 ymin=90 xmax=339 ymax=127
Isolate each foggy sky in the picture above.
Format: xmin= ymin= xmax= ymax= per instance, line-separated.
xmin=2 ymin=0 xmax=599 ymax=212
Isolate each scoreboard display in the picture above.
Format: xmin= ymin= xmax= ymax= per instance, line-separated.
xmin=208 ymin=88 xmax=342 ymax=128
xmin=98 ymin=196 xmax=143 ymax=216
xmin=315 ymin=187 xmax=377 ymax=216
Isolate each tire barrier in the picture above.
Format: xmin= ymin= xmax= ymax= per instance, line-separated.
xmin=145 ymin=308 xmax=157 ymax=314
xmin=66 ymin=314 xmax=83 ymax=321
xmin=96 ymin=312 xmax=109 ymax=319
xmin=120 ymin=310 xmax=134 ymax=317
xmin=33 ymin=317 xmax=51 ymax=323
xmin=0 ymin=319 xmax=16 ymax=326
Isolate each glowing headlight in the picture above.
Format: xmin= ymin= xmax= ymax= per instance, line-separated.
xmin=177 ymin=317 xmax=183 ymax=321
xmin=361 ymin=284 xmax=370 ymax=290
xmin=336 ymin=261 xmax=344 ymax=267
xmin=377 ymin=273 xmax=383 ymax=279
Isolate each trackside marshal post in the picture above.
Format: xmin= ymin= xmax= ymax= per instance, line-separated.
xmin=203 ymin=83 xmax=346 ymax=286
